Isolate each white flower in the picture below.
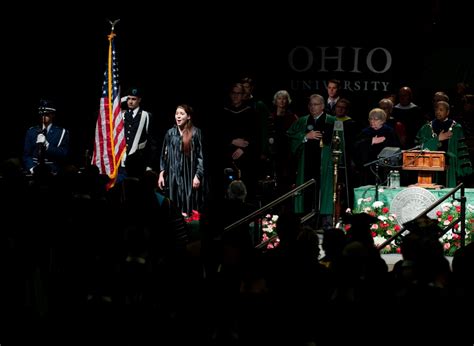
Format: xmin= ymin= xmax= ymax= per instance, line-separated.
xmin=373 ymin=201 xmax=384 ymax=209
xmin=441 ymin=203 xmax=452 ymax=212
xmin=263 ymin=227 xmax=273 ymax=234
xmin=373 ymin=236 xmax=387 ymax=246
xmin=445 ymin=230 xmax=453 ymax=240
xmin=378 ymin=215 xmax=388 ymax=221
xmin=260 ymin=214 xmax=281 ymax=249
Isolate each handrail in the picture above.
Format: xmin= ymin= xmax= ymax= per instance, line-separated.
xmin=223 ymin=178 xmax=316 ymax=234
xmin=377 ymin=183 xmax=466 ymax=251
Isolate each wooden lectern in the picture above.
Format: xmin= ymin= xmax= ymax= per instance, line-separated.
xmin=402 ymin=150 xmax=445 ymax=188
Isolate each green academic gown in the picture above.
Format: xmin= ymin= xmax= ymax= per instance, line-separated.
xmin=416 ymin=121 xmax=473 ymax=187
xmin=287 ymin=114 xmax=336 ymax=214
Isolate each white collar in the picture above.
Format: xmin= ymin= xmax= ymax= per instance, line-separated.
xmin=129 ymin=108 xmax=139 ymax=118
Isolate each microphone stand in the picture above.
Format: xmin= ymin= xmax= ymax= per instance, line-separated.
xmin=363 ymin=149 xmax=402 ymax=201
xmin=374 ymin=162 xmax=380 ymax=201
xmin=331 ymin=133 xmax=342 ymax=227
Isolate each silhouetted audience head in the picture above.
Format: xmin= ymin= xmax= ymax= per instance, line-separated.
xmin=227 ymin=179 xmax=247 ymax=202
xmin=275 ymin=212 xmax=302 ymax=246
xmin=399 ymin=216 xmax=450 ymax=287
xmin=343 ymin=212 xmax=378 ymax=246
xmin=452 ymin=241 xmax=474 ymax=283
xmin=0 ymin=157 xmax=23 ymax=179
xmin=403 ymin=215 xmax=442 ymax=238
xmin=322 ymin=227 xmax=347 ymax=259
xmin=296 ymin=226 xmax=321 ymax=264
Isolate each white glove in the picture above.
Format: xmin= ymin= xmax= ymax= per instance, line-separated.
xmin=36 ymin=133 xmax=49 ymax=149
xmin=36 ymin=133 xmax=46 ymax=144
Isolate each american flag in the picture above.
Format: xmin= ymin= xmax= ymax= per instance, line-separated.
xmin=92 ymin=31 xmax=125 ymax=189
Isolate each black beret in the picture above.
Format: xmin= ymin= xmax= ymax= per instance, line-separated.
xmin=126 ymin=87 xmax=142 ymax=98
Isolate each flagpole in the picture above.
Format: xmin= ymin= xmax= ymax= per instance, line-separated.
xmin=92 ymin=18 xmax=126 ymax=189
xmin=107 ymin=19 xmax=119 ymax=178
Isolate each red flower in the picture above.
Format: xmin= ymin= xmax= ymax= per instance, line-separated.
xmin=191 ymin=210 xmax=200 ymax=221
xmin=382 ymin=207 xmax=389 ymax=214
xmin=184 ymin=210 xmax=200 ymax=223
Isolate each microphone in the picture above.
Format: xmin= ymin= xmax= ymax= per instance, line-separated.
xmin=307 ymin=124 xmax=314 ymax=131
xmin=406 ymin=144 xmax=423 ymax=151
xmin=224 ymin=168 xmax=235 ymax=181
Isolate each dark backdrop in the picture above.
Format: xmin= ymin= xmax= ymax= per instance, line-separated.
xmin=2 ymin=1 xmax=473 ymax=166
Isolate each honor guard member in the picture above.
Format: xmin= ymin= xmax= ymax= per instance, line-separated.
xmin=120 ymin=87 xmax=158 ymax=180
xmin=23 ymin=99 xmax=70 ymax=175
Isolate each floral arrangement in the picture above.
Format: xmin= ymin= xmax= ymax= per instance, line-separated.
xmin=353 ymin=197 xmax=402 ymax=254
xmin=353 ymin=197 xmax=474 ymax=256
xmin=437 ymin=201 xmax=474 ymax=256
xmin=261 ymin=214 xmax=280 ymax=249
xmin=183 ymin=210 xmax=200 ymax=223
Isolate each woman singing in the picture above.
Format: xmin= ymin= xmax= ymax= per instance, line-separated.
xmin=158 ymin=104 xmax=205 ymax=216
